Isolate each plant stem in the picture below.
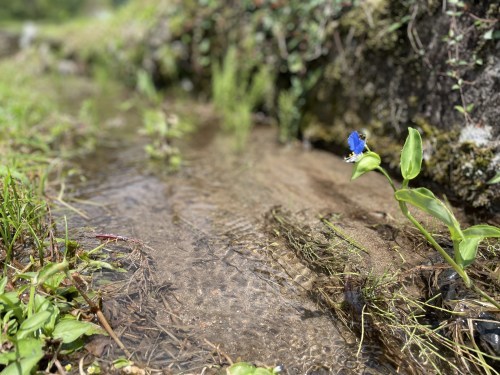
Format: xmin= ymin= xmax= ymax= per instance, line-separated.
xmin=472 ymin=284 xmax=500 ymax=310
xmin=67 ymin=271 xmax=132 ymax=358
xmin=376 ymin=166 xmax=396 ymax=192
xmin=375 ymin=167 xmax=499 ymax=308
xmin=398 ymin=200 xmax=471 ymax=287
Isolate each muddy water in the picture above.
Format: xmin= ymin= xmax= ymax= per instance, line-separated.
xmin=63 ymin=98 xmax=404 ymax=374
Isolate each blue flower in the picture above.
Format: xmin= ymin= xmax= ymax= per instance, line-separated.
xmin=345 ymin=131 xmax=366 ymax=163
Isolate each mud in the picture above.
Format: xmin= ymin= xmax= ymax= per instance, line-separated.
xmin=58 ymin=99 xmax=425 ymax=374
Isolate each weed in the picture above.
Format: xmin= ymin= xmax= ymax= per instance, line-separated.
xmin=0 ymin=173 xmax=46 ymax=265
xmin=212 ymin=46 xmax=273 ymax=150
xmin=137 ymin=69 xmax=160 ymax=105
xmin=277 ymin=89 xmax=300 ymax=144
xmin=141 ymin=109 xmax=192 ymax=169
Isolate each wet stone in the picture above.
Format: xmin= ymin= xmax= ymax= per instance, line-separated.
xmin=476 ymin=312 xmax=500 ymax=356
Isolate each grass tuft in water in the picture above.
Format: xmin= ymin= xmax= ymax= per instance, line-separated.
xmin=212 ymin=46 xmax=273 ymax=150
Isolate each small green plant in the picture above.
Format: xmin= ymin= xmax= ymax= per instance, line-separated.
xmin=141 ymin=109 xmax=185 ymax=169
xmin=277 ymin=89 xmax=300 ymax=144
xmin=346 ymin=128 xmax=500 ymax=308
xmin=136 ymin=69 xmax=160 ymax=105
xmin=212 ymin=46 xmax=273 ymax=150
xmin=0 ymin=264 xmax=106 ymax=373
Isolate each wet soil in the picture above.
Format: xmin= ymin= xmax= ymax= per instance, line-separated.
xmin=59 ymin=98 xmax=428 ymax=374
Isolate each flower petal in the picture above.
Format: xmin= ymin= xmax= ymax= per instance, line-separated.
xmin=347 ymin=131 xmax=365 ymax=154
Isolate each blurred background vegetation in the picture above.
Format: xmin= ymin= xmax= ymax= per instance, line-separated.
xmin=0 ymin=0 xmax=130 ymax=21
xmin=0 ymin=0 xmax=498 ymax=209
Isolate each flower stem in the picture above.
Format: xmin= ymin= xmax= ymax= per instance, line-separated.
xmin=374 ymin=167 xmax=499 ymax=308
xmin=376 ymin=166 xmax=396 ymax=192
xmin=398 ymin=200 xmax=471 ymax=287
xmin=473 ymin=284 xmax=500 ymax=310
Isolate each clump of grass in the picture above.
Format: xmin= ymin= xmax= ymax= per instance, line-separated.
xmin=277 ymin=89 xmax=300 ymax=144
xmin=268 ymin=207 xmax=499 ymax=374
xmin=0 ymin=173 xmax=46 ymax=264
xmin=212 ymin=46 xmax=273 ymax=150
xmin=270 ymin=208 xmax=363 ymax=277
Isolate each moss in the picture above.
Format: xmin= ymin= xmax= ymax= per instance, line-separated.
xmin=339 ymin=0 xmax=404 ymax=51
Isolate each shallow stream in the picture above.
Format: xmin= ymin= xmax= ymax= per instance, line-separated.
xmin=59 ymin=89 xmax=405 ymax=374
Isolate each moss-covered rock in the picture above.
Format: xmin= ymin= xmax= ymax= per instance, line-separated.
xmin=308 ymin=0 xmax=499 ymax=210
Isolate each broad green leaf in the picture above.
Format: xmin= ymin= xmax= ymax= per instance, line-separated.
xmin=37 ymin=260 xmax=68 ymax=286
xmin=0 ymin=292 xmax=23 ymax=321
xmin=228 ymin=362 xmax=257 ymax=375
xmin=487 ymin=172 xmax=500 ymax=184
xmin=1 ymin=354 xmax=43 ymax=375
xmin=351 ymin=152 xmax=381 ymax=180
xmin=113 ymin=358 xmax=134 ymax=369
xmin=458 ymin=237 xmax=482 ymax=268
xmin=53 ymin=319 xmax=106 ymax=343
xmin=17 ymin=310 xmax=52 ymax=339
xmin=454 ymin=105 xmax=466 ymax=114
xmin=16 ymin=338 xmax=44 ymax=360
xmin=395 ymin=188 xmax=462 ymax=240
xmin=85 ymin=260 xmax=118 ymax=271
xmin=462 ymin=224 xmax=500 ymax=238
xmin=0 ymin=351 xmax=15 ymax=365
xmin=400 ymin=127 xmax=422 ymax=180
xmin=34 ymin=295 xmax=59 ymax=333
xmin=0 ymin=292 xmax=20 ymax=306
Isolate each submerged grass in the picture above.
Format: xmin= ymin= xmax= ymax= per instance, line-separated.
xmin=268 ymin=207 xmax=500 ymax=375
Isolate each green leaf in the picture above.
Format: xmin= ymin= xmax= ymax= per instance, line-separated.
xmin=228 ymin=362 xmax=257 ymax=375
xmin=0 ymin=352 xmax=15 ymax=366
xmin=0 ymin=340 xmax=44 ymax=374
xmin=454 ymin=105 xmax=466 ymax=114
xmin=0 ymin=277 xmax=7 ymax=294
xmin=395 ymin=188 xmax=462 ymax=240
xmin=462 ymin=224 xmax=500 ymax=238
xmin=400 ymin=127 xmax=422 ymax=180
xmin=1 ymin=355 xmax=42 ymax=375
xmin=487 ymin=172 xmax=500 ymax=184
xmin=17 ymin=310 xmax=52 ymax=339
xmin=351 ymin=152 xmax=381 ymax=180
xmin=112 ymin=358 xmax=133 ymax=370
xmin=34 ymin=295 xmax=59 ymax=334
xmin=16 ymin=338 xmax=44 ymax=361
xmin=53 ymin=319 xmax=106 ymax=343
xmin=483 ymin=29 xmax=493 ymax=40
xmin=36 ymin=260 xmax=68 ymax=286
xmin=458 ymin=237 xmax=481 ymax=268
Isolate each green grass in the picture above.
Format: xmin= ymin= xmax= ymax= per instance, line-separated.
xmin=0 ymin=50 xmax=111 ymax=372
xmin=212 ymin=46 xmax=273 ymax=150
